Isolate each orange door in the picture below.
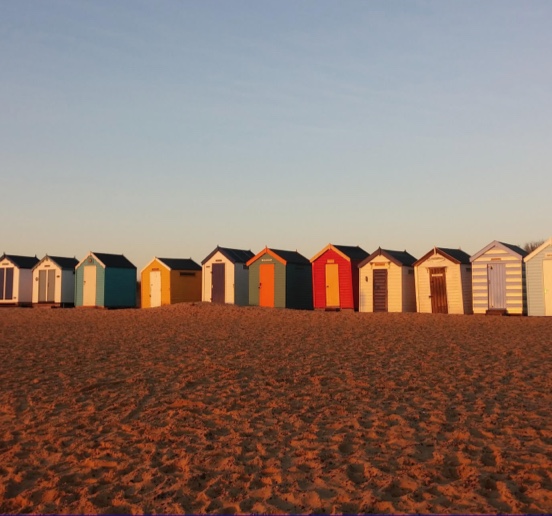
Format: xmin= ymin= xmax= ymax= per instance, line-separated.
xmin=259 ymin=264 xmax=275 ymax=307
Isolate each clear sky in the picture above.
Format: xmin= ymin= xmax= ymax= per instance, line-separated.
xmin=2 ymin=1 xmax=551 ymax=270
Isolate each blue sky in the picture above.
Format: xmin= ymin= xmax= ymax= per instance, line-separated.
xmin=2 ymin=1 xmax=551 ymax=269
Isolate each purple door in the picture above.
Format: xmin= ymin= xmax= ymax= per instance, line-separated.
xmin=211 ymin=263 xmax=225 ymax=303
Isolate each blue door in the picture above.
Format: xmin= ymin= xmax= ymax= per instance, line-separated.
xmin=488 ymin=263 xmax=506 ymax=309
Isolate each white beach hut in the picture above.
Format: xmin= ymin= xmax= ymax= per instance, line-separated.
xmin=414 ymin=247 xmax=473 ymax=314
xmin=524 ymin=237 xmax=552 ymax=316
xmin=201 ymin=246 xmax=254 ymax=305
xmin=32 ymin=255 xmax=78 ymax=307
xmin=470 ymin=241 xmax=527 ymax=315
xmin=0 ymin=254 xmax=39 ymax=306
xmin=358 ymin=248 xmax=417 ymax=312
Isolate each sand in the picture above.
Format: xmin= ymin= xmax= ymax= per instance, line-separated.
xmin=0 ymin=303 xmax=551 ymax=514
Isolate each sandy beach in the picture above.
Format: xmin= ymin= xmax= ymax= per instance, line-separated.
xmin=0 ymin=303 xmax=551 ymax=514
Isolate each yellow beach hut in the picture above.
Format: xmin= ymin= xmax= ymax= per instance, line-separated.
xmin=141 ymin=257 xmax=202 ymax=308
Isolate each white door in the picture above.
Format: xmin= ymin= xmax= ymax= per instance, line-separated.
xmin=544 ymin=260 xmax=552 ymax=316
xmin=150 ymin=270 xmax=162 ymax=307
xmin=83 ymin=266 xmax=96 ymax=306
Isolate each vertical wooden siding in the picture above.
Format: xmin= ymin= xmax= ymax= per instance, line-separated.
xmin=202 ymin=252 xmax=234 ymax=303
xmin=170 ymin=269 xmax=202 ymax=304
xmin=233 ymin=263 xmax=250 ymax=306
xmin=141 ymin=259 xmax=171 ymax=308
xmin=75 ymin=257 xmax=105 ymax=307
xmin=248 ymin=254 xmax=286 ymax=308
xmin=286 ymin=264 xmax=313 ymax=310
xmin=359 ymin=260 xmax=403 ymax=312
xmin=312 ymin=249 xmax=354 ymax=309
xmin=525 ymin=244 xmax=552 ymax=316
xmin=471 ymin=247 xmax=524 ymax=314
xmin=416 ymin=256 xmax=467 ymax=314
xmin=104 ymin=268 xmax=136 ymax=308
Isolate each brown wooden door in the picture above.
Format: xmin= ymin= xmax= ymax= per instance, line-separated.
xmin=429 ymin=267 xmax=448 ymax=313
xmin=373 ymin=269 xmax=388 ymax=312
xmin=259 ymin=264 xmax=275 ymax=307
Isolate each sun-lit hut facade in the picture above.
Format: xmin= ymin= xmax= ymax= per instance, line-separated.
xmin=141 ymin=257 xmax=202 ymax=308
xmin=32 ymin=255 xmax=78 ymax=307
xmin=310 ymin=244 xmax=368 ymax=310
xmin=524 ymin=237 xmax=552 ymax=316
xmin=201 ymin=246 xmax=254 ymax=305
xmin=358 ymin=248 xmax=417 ymax=313
xmin=247 ymin=247 xmax=313 ymax=309
xmin=75 ymin=252 xmax=136 ymax=308
xmin=470 ymin=240 xmax=527 ymax=315
xmin=0 ymin=254 xmax=39 ymax=306
xmin=414 ymin=247 xmax=473 ymax=314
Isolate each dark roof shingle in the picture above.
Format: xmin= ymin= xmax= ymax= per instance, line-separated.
xmin=157 ymin=258 xmax=201 ymax=271
xmin=92 ymin=252 xmax=136 ymax=269
xmin=201 ymin=246 xmax=254 ymax=265
xmin=269 ymin=249 xmax=310 ymax=265
xmin=47 ymin=256 xmax=79 ymax=270
xmin=333 ymin=245 xmax=369 ymax=261
xmin=438 ymin=248 xmax=471 ymax=264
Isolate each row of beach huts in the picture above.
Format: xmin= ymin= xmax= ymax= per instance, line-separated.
xmin=1 ymin=239 xmax=552 ymax=316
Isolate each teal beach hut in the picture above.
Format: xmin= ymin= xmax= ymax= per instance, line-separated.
xmin=75 ymin=252 xmax=137 ymax=308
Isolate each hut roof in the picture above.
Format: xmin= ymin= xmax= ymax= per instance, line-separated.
xmin=0 ymin=254 xmax=39 ymax=269
xmin=359 ymin=248 xmax=417 ymax=268
xmin=414 ymin=247 xmax=471 ymax=266
xmin=157 ymin=258 xmax=201 ymax=271
xmin=201 ymin=246 xmax=254 ymax=265
xmin=470 ymin=240 xmax=528 ymax=262
xmin=91 ymin=252 xmax=136 ymax=269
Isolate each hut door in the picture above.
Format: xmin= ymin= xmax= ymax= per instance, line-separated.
xmin=211 ymin=263 xmax=225 ymax=303
xmin=544 ymin=260 xmax=552 ymax=316
xmin=39 ymin=269 xmax=56 ymax=302
xmin=373 ymin=269 xmax=388 ymax=312
xmin=83 ymin=266 xmax=96 ymax=306
xmin=325 ymin=263 xmax=340 ymax=307
xmin=150 ymin=270 xmax=162 ymax=308
xmin=429 ymin=267 xmax=448 ymax=313
xmin=38 ymin=270 xmax=47 ymax=302
xmin=0 ymin=268 xmax=14 ymax=300
xmin=487 ymin=263 xmax=506 ymax=309
xmin=259 ymin=264 xmax=275 ymax=307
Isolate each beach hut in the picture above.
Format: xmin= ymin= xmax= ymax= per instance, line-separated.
xmin=0 ymin=254 xmax=39 ymax=306
xmin=470 ymin=241 xmax=527 ymax=315
xmin=75 ymin=252 xmax=137 ymax=308
xmin=32 ymin=255 xmax=78 ymax=307
xmin=201 ymin=246 xmax=254 ymax=305
xmin=358 ymin=248 xmax=417 ymax=312
xmin=310 ymin=244 xmax=368 ymax=310
xmin=414 ymin=247 xmax=473 ymax=314
xmin=141 ymin=257 xmax=202 ymax=308
xmin=246 ymin=247 xmax=313 ymax=309
xmin=524 ymin=237 xmax=552 ymax=316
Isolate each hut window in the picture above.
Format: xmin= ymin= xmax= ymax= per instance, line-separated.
xmin=408 ymin=270 xmax=414 ymax=275
xmin=180 ymin=272 xmax=195 ymax=276
xmin=466 ymin=267 xmax=472 ymax=272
